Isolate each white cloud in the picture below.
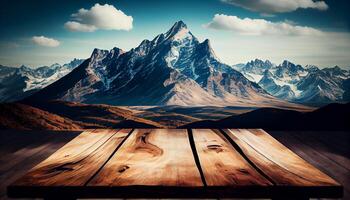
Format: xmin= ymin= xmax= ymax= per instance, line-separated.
xmin=221 ymin=0 xmax=328 ymax=13
xmin=204 ymin=14 xmax=323 ymax=36
xmin=64 ymin=3 xmax=133 ymax=32
xmin=32 ymin=36 xmax=60 ymax=47
xmin=64 ymin=21 xmax=97 ymax=32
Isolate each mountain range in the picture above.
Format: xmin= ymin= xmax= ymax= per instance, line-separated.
xmin=0 ymin=21 xmax=348 ymax=107
xmin=233 ymin=59 xmax=350 ymax=106
xmin=0 ymin=59 xmax=83 ymax=102
xmin=25 ymin=21 xmax=296 ymax=108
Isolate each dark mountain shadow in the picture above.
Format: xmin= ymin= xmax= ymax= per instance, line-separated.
xmin=180 ymin=103 xmax=350 ymax=130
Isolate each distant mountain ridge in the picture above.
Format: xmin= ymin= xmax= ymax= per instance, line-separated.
xmin=0 ymin=59 xmax=84 ymax=102
xmin=26 ymin=21 xmax=297 ymax=108
xmin=233 ymin=59 xmax=350 ymax=105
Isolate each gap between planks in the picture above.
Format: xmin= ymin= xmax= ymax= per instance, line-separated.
xmin=216 ymin=129 xmax=276 ymax=185
xmin=84 ymin=129 xmax=134 ymax=186
xmin=189 ymin=129 xmax=274 ymax=187
xmin=187 ymin=129 xmax=208 ymax=186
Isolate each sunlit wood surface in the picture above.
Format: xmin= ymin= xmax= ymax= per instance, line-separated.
xmin=6 ymin=129 xmax=343 ymax=199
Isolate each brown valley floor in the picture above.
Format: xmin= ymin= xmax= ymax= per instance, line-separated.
xmin=0 ymin=130 xmax=349 ymax=200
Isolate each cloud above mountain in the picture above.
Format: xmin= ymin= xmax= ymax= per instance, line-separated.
xmin=64 ymin=21 xmax=97 ymax=32
xmin=32 ymin=36 xmax=60 ymax=47
xmin=221 ymin=0 xmax=328 ymax=14
xmin=204 ymin=14 xmax=323 ymax=36
xmin=64 ymin=3 xmax=133 ymax=32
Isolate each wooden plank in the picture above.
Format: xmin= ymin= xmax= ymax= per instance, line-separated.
xmin=89 ymin=129 xmax=203 ymax=186
xmin=223 ymin=129 xmax=340 ymax=186
xmin=0 ymin=131 xmax=79 ymax=199
xmin=10 ymin=129 xmax=131 ymax=186
xmin=270 ymin=131 xmax=350 ymax=198
xmin=293 ymin=131 xmax=350 ymax=171
xmin=192 ymin=129 xmax=272 ymax=186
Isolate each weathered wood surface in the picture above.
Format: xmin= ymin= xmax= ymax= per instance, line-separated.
xmin=12 ymin=129 xmax=131 ymax=186
xmin=6 ymin=129 xmax=343 ymax=199
xmin=191 ymin=129 xmax=271 ymax=186
xmin=222 ymin=129 xmax=339 ymax=186
xmin=89 ymin=129 xmax=203 ymax=186
xmin=270 ymin=131 xmax=350 ymax=199
xmin=0 ymin=130 xmax=81 ymax=200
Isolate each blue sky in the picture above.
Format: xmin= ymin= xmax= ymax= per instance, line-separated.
xmin=0 ymin=0 xmax=349 ymax=68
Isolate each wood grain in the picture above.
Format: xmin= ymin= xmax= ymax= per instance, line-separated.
xmin=0 ymin=130 xmax=80 ymax=199
xmin=223 ymin=129 xmax=340 ymax=186
xmin=89 ymin=129 xmax=203 ymax=186
xmin=11 ymin=129 xmax=131 ymax=186
xmin=192 ymin=129 xmax=272 ymax=186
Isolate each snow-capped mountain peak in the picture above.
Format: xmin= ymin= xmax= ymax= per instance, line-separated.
xmin=19 ymin=65 xmax=31 ymax=72
xmin=305 ymin=64 xmax=319 ymax=71
xmin=91 ymin=48 xmax=109 ymax=60
xmin=109 ymin=47 xmax=125 ymax=58
xmin=276 ymin=60 xmax=305 ymax=76
xmin=154 ymin=21 xmax=198 ymax=47
xmin=89 ymin=47 xmax=124 ymax=64
xmin=165 ymin=21 xmax=188 ymax=38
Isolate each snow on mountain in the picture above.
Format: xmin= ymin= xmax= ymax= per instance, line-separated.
xmin=235 ymin=59 xmax=350 ymax=105
xmin=26 ymin=21 xmax=295 ymax=108
xmin=0 ymin=58 xmax=84 ymax=102
xmin=296 ymin=68 xmax=345 ymax=104
xmin=233 ymin=59 xmax=274 ymax=83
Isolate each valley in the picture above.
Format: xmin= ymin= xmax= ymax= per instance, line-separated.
xmin=0 ymin=99 xmax=325 ymax=130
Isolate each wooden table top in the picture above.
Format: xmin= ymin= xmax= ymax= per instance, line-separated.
xmin=7 ymin=129 xmax=343 ymax=199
